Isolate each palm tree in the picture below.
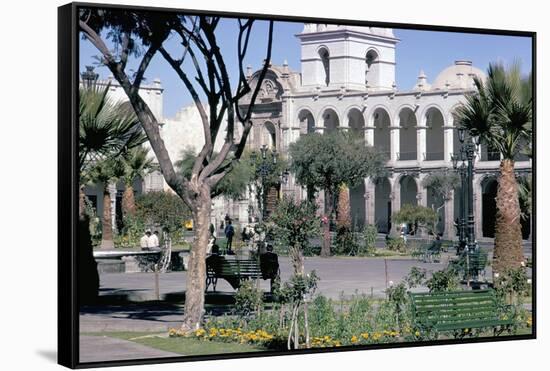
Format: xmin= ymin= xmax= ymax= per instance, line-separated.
xmin=86 ymin=158 xmax=126 ymax=249
xmin=456 ymin=62 xmax=532 ymax=274
xmin=79 ymin=83 xmax=146 ymax=218
xmin=121 ymin=146 xmax=154 ymax=218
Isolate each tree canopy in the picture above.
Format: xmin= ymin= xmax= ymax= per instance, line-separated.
xmin=422 ymin=170 xmax=460 ymax=208
xmin=79 ymin=84 xmax=146 ymax=174
xmin=456 ymin=61 xmax=532 ymax=160
xmin=289 ymin=132 xmax=386 ymax=196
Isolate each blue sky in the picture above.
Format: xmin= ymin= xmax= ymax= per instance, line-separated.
xmin=80 ymin=19 xmax=532 ymax=118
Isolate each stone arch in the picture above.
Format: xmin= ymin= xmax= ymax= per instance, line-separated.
xmin=369 ymin=106 xmax=391 ymax=158
xmin=396 ymin=106 xmax=417 ymax=161
xmin=374 ymin=177 xmax=392 ymax=233
xmin=399 ymin=174 xmax=419 ymax=207
xmin=423 ymin=106 xmax=445 ymax=161
xmin=319 ymin=107 xmax=340 ymax=134
xmin=297 ymin=108 xmax=315 ymax=135
xmin=365 ymin=48 xmax=380 ymax=87
xmin=480 ymin=176 xmax=498 ymax=238
xmin=259 ymin=121 xmax=277 ymax=150
xmin=345 ymin=106 xmax=365 ymax=143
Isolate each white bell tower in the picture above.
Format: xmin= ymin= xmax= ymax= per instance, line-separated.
xmin=297 ymin=24 xmax=399 ymax=91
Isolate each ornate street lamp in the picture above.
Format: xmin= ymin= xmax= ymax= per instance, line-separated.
xmin=454 ymin=127 xmax=478 ymax=286
xmin=451 ymin=151 xmax=467 ymax=255
xmin=251 ymin=144 xmax=279 ymax=222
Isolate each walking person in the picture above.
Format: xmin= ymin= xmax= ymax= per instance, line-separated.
xmin=224 ymin=220 xmax=235 ymax=255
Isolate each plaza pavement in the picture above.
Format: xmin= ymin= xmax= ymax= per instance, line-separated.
xmin=79 ymin=335 xmax=179 ymax=363
xmin=79 ymin=245 xmax=533 ymax=363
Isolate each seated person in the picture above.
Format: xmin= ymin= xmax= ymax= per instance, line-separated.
xmin=259 ymin=244 xmax=280 ymax=280
xmin=206 ymin=243 xmax=224 ymax=266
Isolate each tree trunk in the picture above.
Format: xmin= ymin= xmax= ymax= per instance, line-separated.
xmin=100 ymin=187 xmax=114 ymax=249
xmin=321 ymin=188 xmax=333 ymax=257
xmin=289 ymin=245 xmax=305 ymax=276
xmin=122 ymin=184 xmax=136 ymax=218
xmin=336 ymin=185 xmax=351 ymax=230
xmin=180 ymin=190 xmax=211 ymax=332
xmin=493 ymin=159 xmax=524 ymax=274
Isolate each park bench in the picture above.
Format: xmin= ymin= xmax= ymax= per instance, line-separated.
xmin=409 ymin=289 xmax=515 ymax=338
xmin=451 ymin=249 xmax=489 ymax=280
xmin=206 ymin=257 xmax=264 ymax=291
xmin=411 ymin=242 xmax=441 ymax=263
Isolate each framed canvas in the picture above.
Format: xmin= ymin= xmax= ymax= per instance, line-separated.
xmin=58 ymin=2 xmax=536 ymax=368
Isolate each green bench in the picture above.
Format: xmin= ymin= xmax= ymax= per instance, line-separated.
xmin=451 ymin=249 xmax=489 ymax=280
xmin=411 ymin=242 xmax=442 ymax=263
xmin=409 ymin=289 xmax=515 ymax=338
xmin=206 ymin=257 xmax=262 ymax=291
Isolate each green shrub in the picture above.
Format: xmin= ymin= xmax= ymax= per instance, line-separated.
xmin=392 ymin=204 xmax=438 ymax=235
xmin=234 ymin=280 xmax=264 ymax=318
xmin=386 ymin=237 xmax=406 ymax=252
xmin=333 ymin=226 xmax=357 ymax=255
xmin=360 ymin=224 xmax=378 ymax=256
xmin=494 ymin=267 xmax=531 ymax=306
xmin=426 ymin=268 xmax=460 ymax=292
xmin=133 ymin=191 xmax=191 ymax=233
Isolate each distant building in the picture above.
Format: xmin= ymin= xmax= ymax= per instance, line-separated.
xmin=241 ymin=24 xmax=531 ymax=240
xmin=84 ymin=24 xmax=532 ymax=241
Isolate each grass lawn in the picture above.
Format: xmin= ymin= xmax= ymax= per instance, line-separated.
xmin=83 ymin=332 xmax=266 ymax=356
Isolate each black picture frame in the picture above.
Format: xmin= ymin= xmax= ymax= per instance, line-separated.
xmin=58 ymin=2 xmax=536 ymax=368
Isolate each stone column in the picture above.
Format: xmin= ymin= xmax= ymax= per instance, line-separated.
xmin=443 ymin=126 xmax=454 ymax=163
xmin=443 ymin=196 xmax=455 ymax=240
xmin=417 ymin=176 xmax=427 ymax=207
xmin=365 ymin=179 xmax=375 ymax=226
xmin=473 ymin=174 xmax=483 ymax=239
xmin=390 ymin=125 xmax=400 ymax=162
xmin=390 ymin=175 xmax=401 ymax=215
xmin=109 ymin=182 xmax=117 ymax=235
xmin=365 ymin=125 xmax=375 ymax=147
xmin=417 ymin=125 xmax=427 ymax=162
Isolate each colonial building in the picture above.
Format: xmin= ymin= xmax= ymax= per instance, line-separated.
xmin=84 ymin=23 xmax=532 ymax=241
xmin=242 ymin=24 xmax=531 ymax=240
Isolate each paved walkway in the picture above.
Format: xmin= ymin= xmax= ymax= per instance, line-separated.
xmin=94 ymin=254 xmax=461 ymax=302
xmin=79 ymin=335 xmax=179 ymax=363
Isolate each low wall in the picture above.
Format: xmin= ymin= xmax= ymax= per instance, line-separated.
xmin=94 ymin=250 xmax=189 ymax=273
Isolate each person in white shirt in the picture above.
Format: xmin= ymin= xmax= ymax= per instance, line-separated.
xmin=149 ymin=231 xmax=160 ymax=250
xmin=140 ymin=230 xmax=152 ymax=250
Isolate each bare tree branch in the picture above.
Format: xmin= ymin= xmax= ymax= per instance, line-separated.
xmin=159 ymin=46 xmax=213 ymax=179
xmin=79 ymin=19 xmax=193 ymax=206
xmin=235 ymin=21 xmax=274 ymax=123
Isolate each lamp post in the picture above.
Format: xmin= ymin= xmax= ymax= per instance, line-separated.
xmin=452 ymin=128 xmax=478 ymax=286
xmin=452 ymin=133 xmax=467 ymax=254
xmin=81 ymin=66 xmax=99 ymax=88
xmin=251 ymin=144 xmax=279 ymax=222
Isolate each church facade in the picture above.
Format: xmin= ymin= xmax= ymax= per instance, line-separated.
xmin=243 ymin=24 xmax=532 ymax=240
xmin=84 ymin=23 xmax=532 ymax=241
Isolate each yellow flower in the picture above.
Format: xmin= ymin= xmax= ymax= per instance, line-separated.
xmin=351 ymin=335 xmax=358 ymax=343
xmin=361 ymin=332 xmax=369 ymax=340
xmin=415 ymin=331 xmax=420 ymax=337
